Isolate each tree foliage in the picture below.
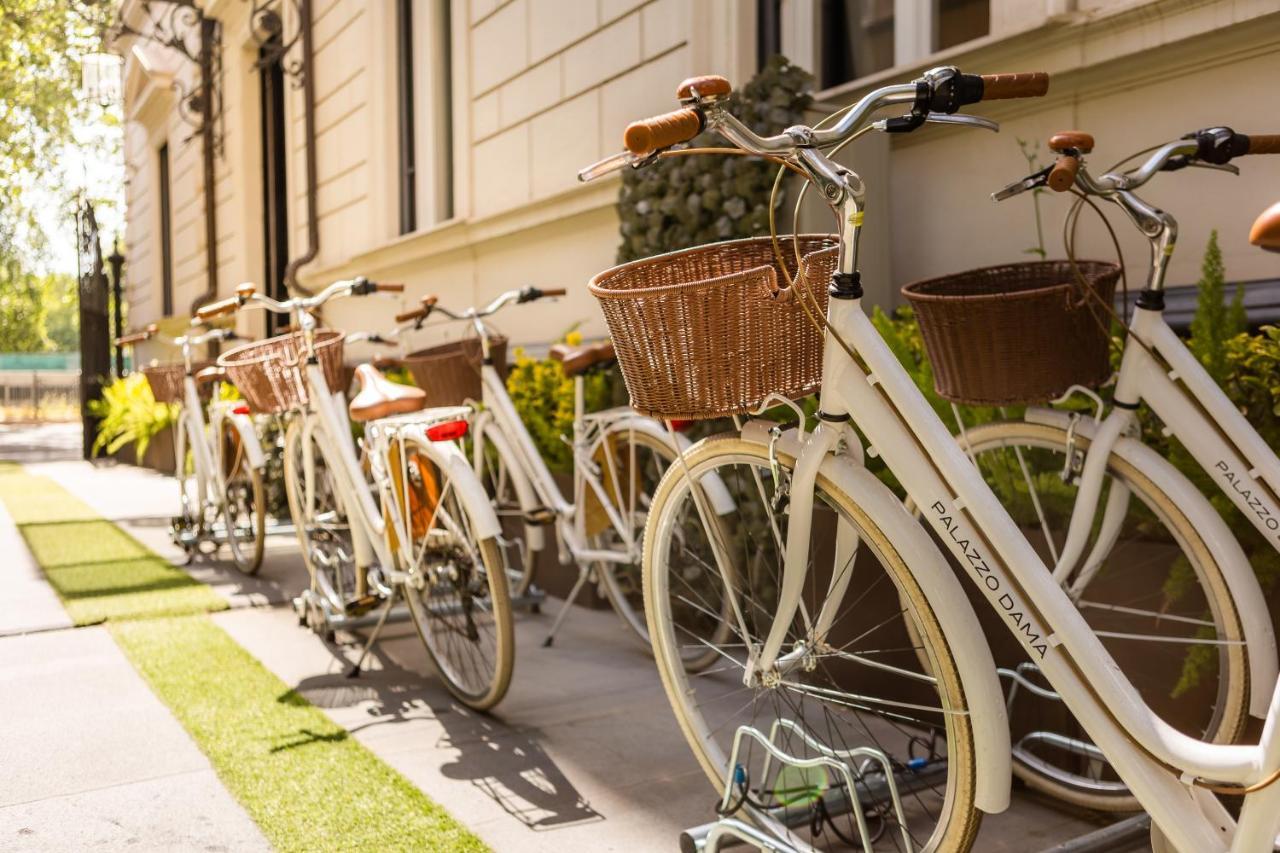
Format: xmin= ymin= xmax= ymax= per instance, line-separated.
xmin=616 ymin=55 xmax=814 ymax=262
xmin=0 ymin=0 xmax=112 ymax=263
xmin=1188 ymin=229 xmax=1247 ymax=383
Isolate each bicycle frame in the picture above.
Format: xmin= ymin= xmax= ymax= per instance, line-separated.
xmin=757 ymin=189 xmax=1280 ymax=850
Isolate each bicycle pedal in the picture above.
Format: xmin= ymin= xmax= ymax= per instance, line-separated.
xmin=524 ymin=507 xmax=556 ymax=525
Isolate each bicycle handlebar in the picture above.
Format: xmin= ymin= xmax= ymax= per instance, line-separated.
xmin=115 ymin=324 xmax=158 ymax=346
xmin=582 ymin=65 xmax=1048 ymax=181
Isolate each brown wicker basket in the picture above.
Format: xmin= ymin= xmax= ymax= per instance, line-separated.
xmin=217 ymin=329 xmax=346 ymax=414
xmin=402 ymin=336 xmax=509 ymax=408
xmin=588 ymin=235 xmax=839 ymax=420
xmin=142 ymin=363 xmax=212 ymax=404
xmin=902 ymin=260 xmax=1121 ymax=406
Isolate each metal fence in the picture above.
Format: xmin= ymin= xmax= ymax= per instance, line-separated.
xmin=0 ymin=370 xmax=81 ymax=422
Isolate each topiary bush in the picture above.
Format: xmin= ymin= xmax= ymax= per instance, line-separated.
xmin=616 ymin=55 xmax=814 ymax=262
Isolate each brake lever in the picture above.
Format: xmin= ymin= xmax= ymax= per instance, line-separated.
xmin=577 ymin=150 xmax=638 ymax=182
xmin=992 ymin=165 xmax=1052 ymax=201
xmin=1186 ymin=160 xmax=1240 ymax=176
xmin=924 ymin=113 xmax=999 ymax=133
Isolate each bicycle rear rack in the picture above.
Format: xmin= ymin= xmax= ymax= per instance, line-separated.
xmin=679 ymin=718 xmax=919 ymax=852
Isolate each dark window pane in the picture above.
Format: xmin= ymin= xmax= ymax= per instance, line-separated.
xmin=157 ymin=143 xmax=173 ymax=318
xmin=757 ymin=0 xmax=782 ymax=70
xmin=937 ymin=0 xmax=989 ymax=49
xmin=396 ymin=0 xmax=417 ymax=234
xmin=820 ymin=0 xmax=894 ymax=89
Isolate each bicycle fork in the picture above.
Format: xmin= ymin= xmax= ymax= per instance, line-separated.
xmin=746 ymin=422 xmax=856 ymax=685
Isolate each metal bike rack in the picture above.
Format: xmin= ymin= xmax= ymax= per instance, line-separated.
xmin=1040 ymin=814 xmax=1151 ymax=853
xmin=678 ymin=718 xmax=921 ymax=853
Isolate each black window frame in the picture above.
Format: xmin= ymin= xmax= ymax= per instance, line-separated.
xmin=157 ymin=142 xmax=174 ymax=318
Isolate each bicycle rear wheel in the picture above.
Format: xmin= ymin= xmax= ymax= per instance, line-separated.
xmin=396 ymin=433 xmax=514 ymax=711
xmin=646 ymin=435 xmax=980 ymax=852
xmin=219 ymin=419 xmax=265 ymax=574
xmin=953 ymin=419 xmax=1248 ymax=811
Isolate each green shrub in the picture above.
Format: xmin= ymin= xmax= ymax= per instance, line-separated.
xmin=505 ymin=331 xmax=617 ymax=473
xmin=88 ymin=373 xmax=179 ymax=459
xmin=616 ymin=55 xmax=814 ymax=262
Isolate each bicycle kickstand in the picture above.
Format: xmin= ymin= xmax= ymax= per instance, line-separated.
xmin=346 ymin=585 xmax=400 ymax=678
xmin=542 ymin=564 xmax=593 ymax=647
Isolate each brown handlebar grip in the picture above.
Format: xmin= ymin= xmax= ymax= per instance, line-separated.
xmin=676 ymin=75 xmax=731 ymax=99
xmin=235 ymin=282 xmax=256 ymax=298
xmin=394 ymin=307 xmax=426 ymax=323
xmin=1047 ymin=155 xmax=1079 ymax=192
xmin=623 ymin=108 xmax=703 ymax=156
xmin=115 ymin=323 xmax=158 ymax=346
xmin=1246 ymin=134 xmax=1280 ymax=155
xmin=196 ymin=296 xmax=242 ymax=321
xmin=541 ymin=288 xmax=567 ymax=297
xmin=1048 ymin=131 xmax=1094 ymax=154
xmin=374 ymin=282 xmax=405 ymax=293
xmin=980 ymin=72 xmax=1049 ymax=100
xmin=372 ymin=354 xmax=404 ymax=370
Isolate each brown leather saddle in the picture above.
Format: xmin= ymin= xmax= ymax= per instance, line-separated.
xmin=548 ymin=339 xmax=616 ymax=377
xmin=348 ymin=363 xmax=427 ymax=422
xmin=1250 ymin=201 xmax=1280 ymax=252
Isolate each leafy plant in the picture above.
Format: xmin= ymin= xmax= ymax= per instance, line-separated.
xmin=1187 ymin=229 xmax=1246 ymax=383
xmin=88 ymin=373 xmax=178 ymax=459
xmin=505 ymin=331 xmax=617 ymax=473
xmin=616 ymin=55 xmax=814 ymax=262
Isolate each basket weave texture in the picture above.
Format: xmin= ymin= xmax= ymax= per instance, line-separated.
xmin=217 ymin=329 xmax=346 ymax=414
xmin=902 ymin=260 xmax=1121 ymax=406
xmin=142 ymin=363 xmax=211 ymax=405
xmin=402 ymin=337 xmax=508 ymax=408
xmin=589 ymin=234 xmax=839 ymax=420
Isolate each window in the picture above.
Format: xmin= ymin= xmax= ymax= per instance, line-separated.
xmin=395 ymin=0 xmax=453 ymax=233
xmin=259 ymin=39 xmax=289 ymax=333
xmin=757 ymin=0 xmax=782 ymax=69
xmin=936 ymin=0 xmax=990 ymax=51
xmin=820 ymin=0 xmax=895 ymax=89
xmin=779 ymin=0 xmax=991 ymax=91
xmin=396 ymin=0 xmax=417 ymax=234
xmin=157 ymin=142 xmax=174 ymax=317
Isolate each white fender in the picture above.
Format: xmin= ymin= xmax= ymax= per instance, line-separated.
xmin=742 ymin=420 xmax=1013 ymax=814
xmin=406 ymin=425 xmax=502 ymax=542
xmin=1024 ymin=408 xmax=1279 ymax=717
xmin=227 ymin=411 xmax=267 ymax=470
xmin=474 ymin=413 xmax=545 ymax=552
xmin=602 ymin=415 xmax=737 ymax=516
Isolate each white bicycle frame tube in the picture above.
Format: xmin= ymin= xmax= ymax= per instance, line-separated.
xmin=478 ymin=362 xmax=732 ymax=566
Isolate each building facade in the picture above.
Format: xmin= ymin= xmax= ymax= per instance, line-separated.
xmin=114 ymin=0 xmax=1280 ymax=364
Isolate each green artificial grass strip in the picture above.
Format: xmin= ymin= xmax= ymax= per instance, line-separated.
xmin=0 ymin=466 xmax=226 ymax=624
xmin=111 ymin=616 xmax=488 ymax=853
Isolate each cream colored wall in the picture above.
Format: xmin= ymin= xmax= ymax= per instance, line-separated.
xmin=119 ymin=0 xmax=1280 ymax=362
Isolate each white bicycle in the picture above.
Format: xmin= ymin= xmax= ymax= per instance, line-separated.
xmin=201 ymin=279 xmax=514 ymax=711
xmin=586 ymin=68 xmax=1280 ymax=851
xmin=116 ymin=323 xmax=267 ymax=574
xmin=399 ymin=286 xmax=734 ymax=652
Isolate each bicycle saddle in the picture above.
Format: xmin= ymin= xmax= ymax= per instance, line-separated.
xmin=195 ymin=365 xmax=226 ymax=386
xmin=1250 ymin=201 xmax=1280 ymax=252
xmin=348 ymin=363 xmax=426 ymax=422
xmin=549 ymin=339 xmax=616 ymax=377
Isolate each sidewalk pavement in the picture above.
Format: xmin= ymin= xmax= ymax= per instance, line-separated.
xmin=2 ymin=424 xmax=1115 ymax=851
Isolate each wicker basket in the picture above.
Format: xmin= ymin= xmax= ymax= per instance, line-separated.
xmin=902 ymin=260 xmax=1121 ymax=406
xmin=402 ymin=336 xmax=508 ymax=408
xmin=217 ymin=329 xmax=346 ymax=414
xmin=142 ymin=363 xmax=212 ymax=405
xmin=588 ymin=234 xmax=839 ymax=420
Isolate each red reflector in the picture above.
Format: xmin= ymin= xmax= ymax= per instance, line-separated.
xmin=426 ymin=420 xmax=468 ymax=442
xmin=668 ymin=419 xmax=694 ymax=432
xmin=232 ymin=404 xmax=251 ymax=415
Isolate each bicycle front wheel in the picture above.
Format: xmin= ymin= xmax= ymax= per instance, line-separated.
xmin=954 ymin=419 xmax=1248 ymax=812
xmin=396 ymin=433 xmax=514 ymax=711
xmin=646 ymin=435 xmax=980 ymax=852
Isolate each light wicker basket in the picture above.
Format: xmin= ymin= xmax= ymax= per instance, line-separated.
xmin=141 ymin=363 xmax=211 ymax=405
xmin=588 ymin=234 xmax=839 ymax=420
xmin=217 ymin=329 xmax=346 ymax=414
xmin=902 ymin=260 xmax=1120 ymax=406
xmin=401 ymin=336 xmax=508 ymax=408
